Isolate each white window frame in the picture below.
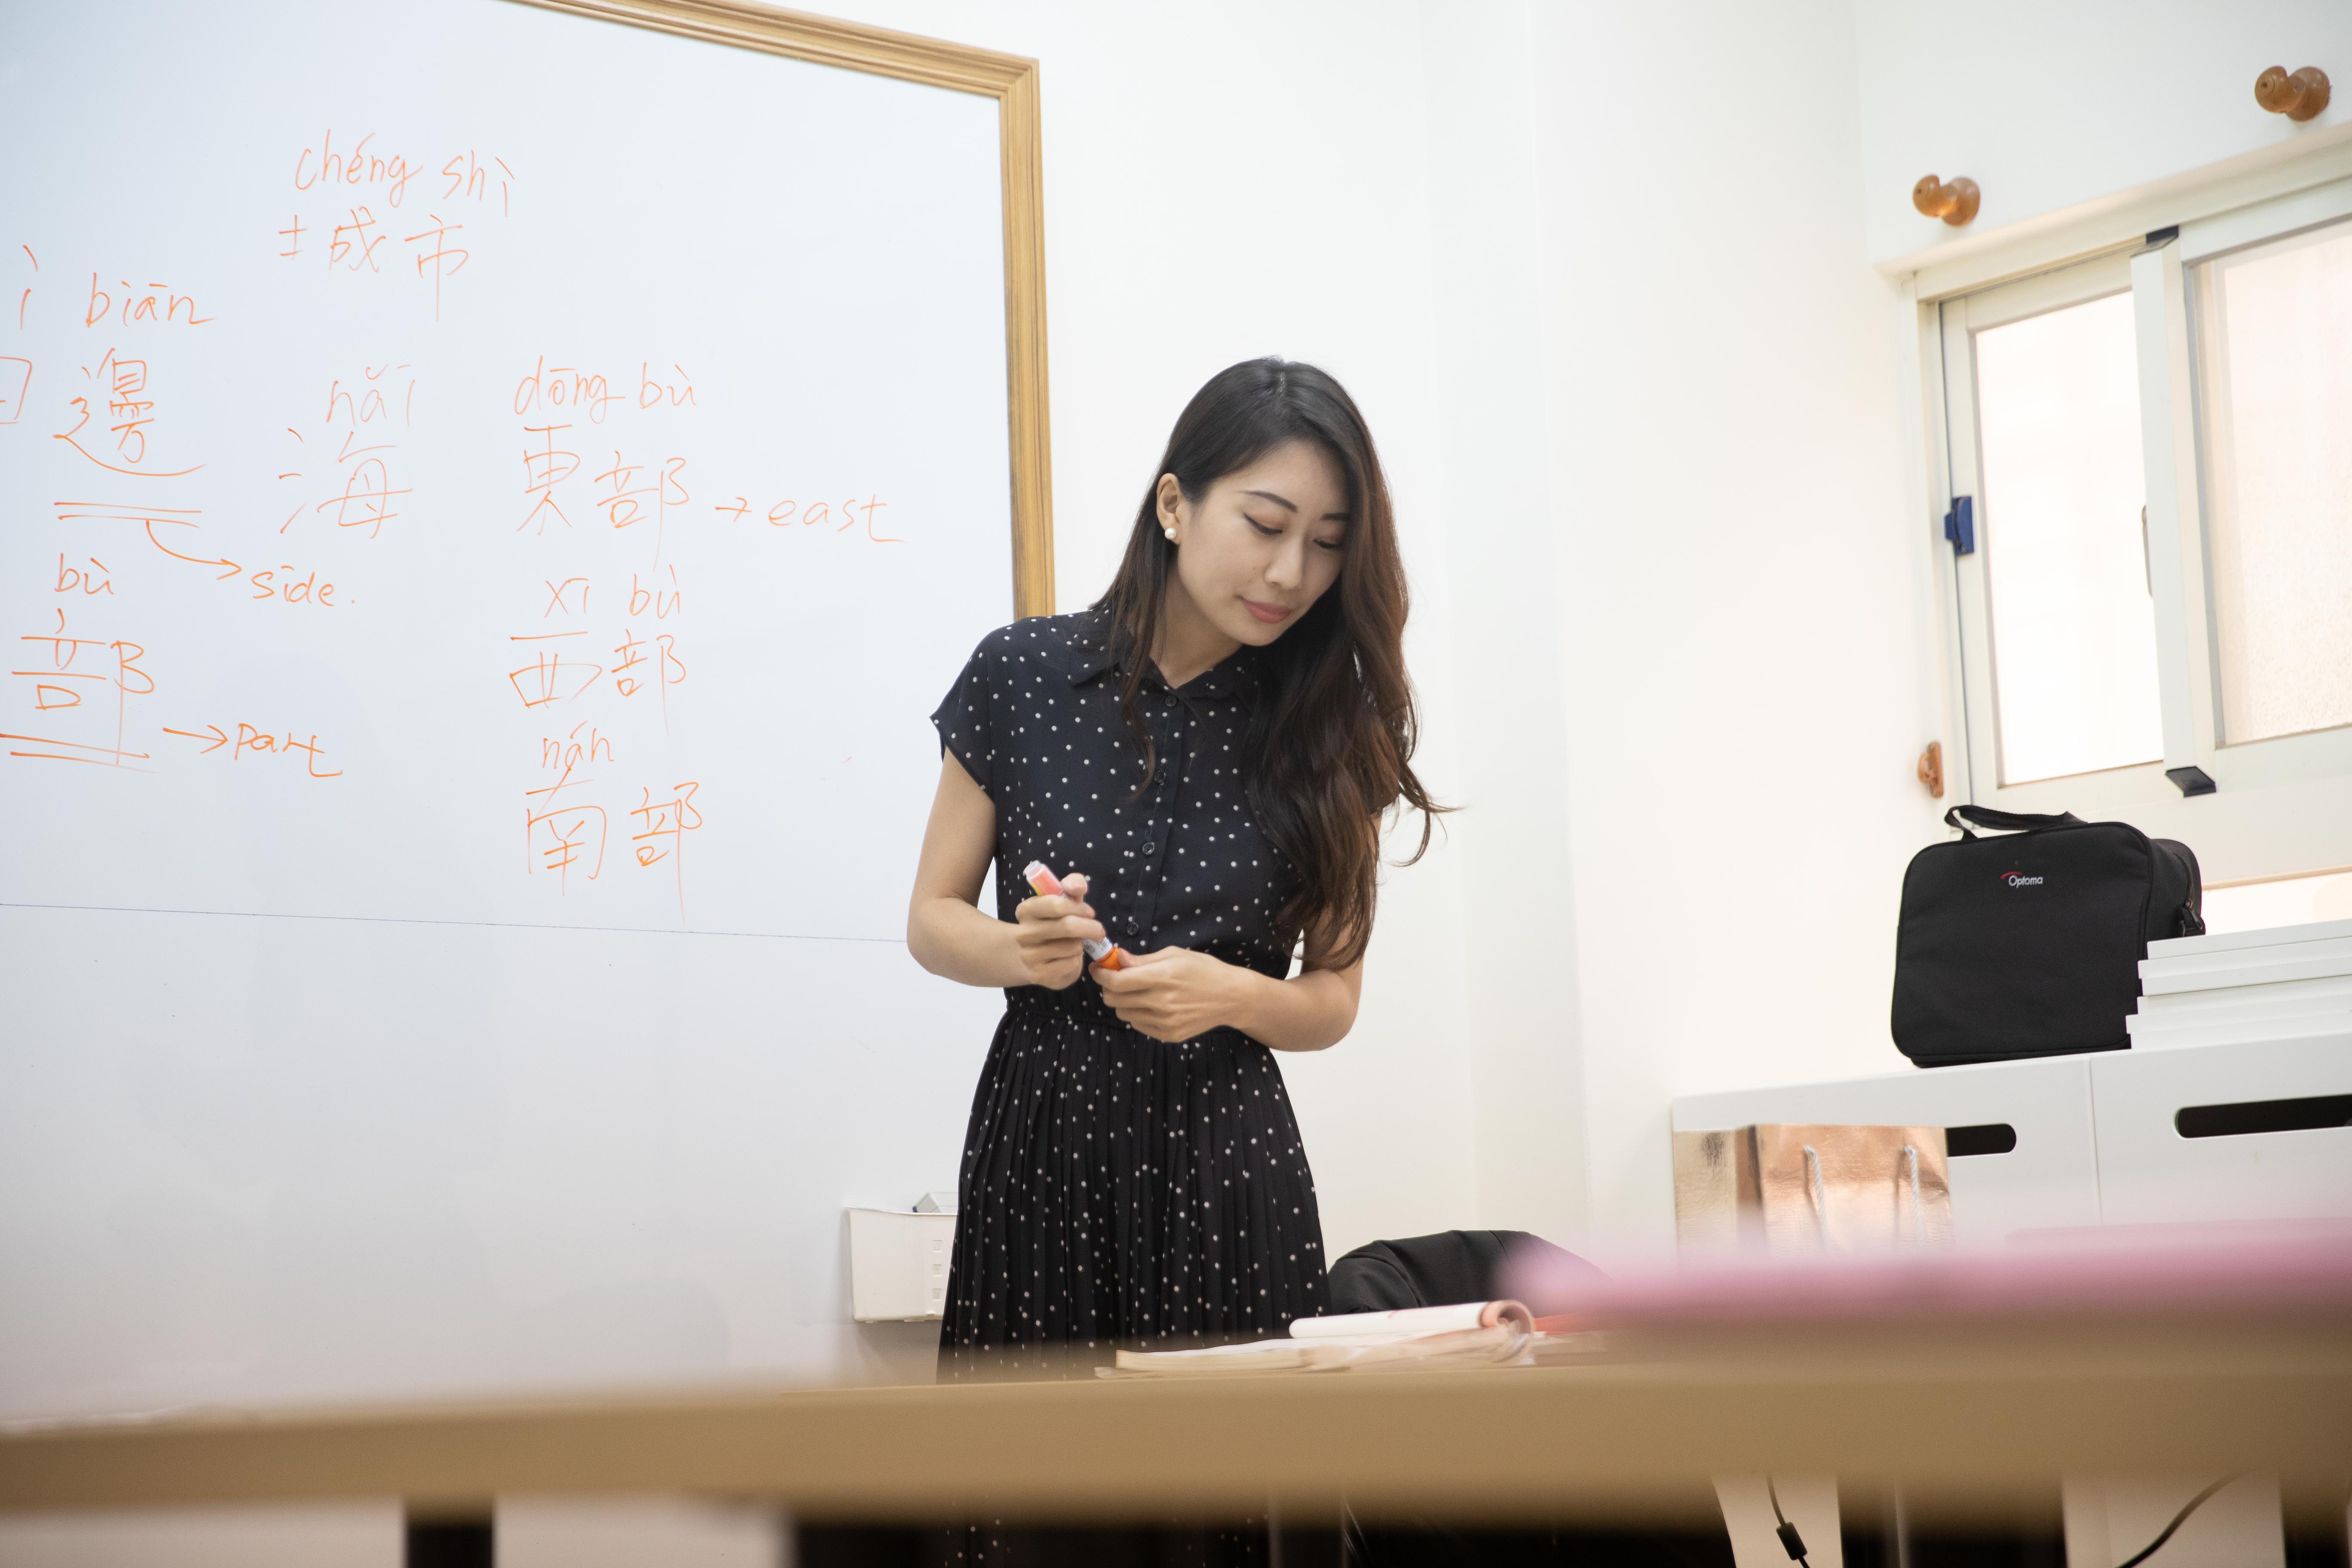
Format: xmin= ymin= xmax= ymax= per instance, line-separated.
xmin=1938 ymin=251 xmax=2154 ymax=815
xmin=1908 ymin=146 xmax=2352 ymax=886
xmin=2173 ymin=179 xmax=2352 ymax=789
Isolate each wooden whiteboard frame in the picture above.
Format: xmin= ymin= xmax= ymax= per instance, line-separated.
xmin=507 ymin=0 xmax=1055 ymax=618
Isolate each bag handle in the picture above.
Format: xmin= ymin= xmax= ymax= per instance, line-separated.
xmin=1943 ymin=804 xmax=2084 ymax=839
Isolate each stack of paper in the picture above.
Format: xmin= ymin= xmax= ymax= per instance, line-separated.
xmin=1106 ymin=1301 xmax=1534 ymax=1378
xmin=2131 ymin=915 xmax=2352 ymax=1051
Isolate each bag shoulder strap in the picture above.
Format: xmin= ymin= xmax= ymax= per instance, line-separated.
xmin=1944 ymin=804 xmax=2086 ymax=839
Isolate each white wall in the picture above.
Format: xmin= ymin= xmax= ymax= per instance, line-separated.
xmin=1522 ymin=1 xmax=1944 ymax=1260
xmin=1857 ymin=0 xmax=2352 ymax=263
xmin=1411 ymin=4 xmax=1592 ymax=1250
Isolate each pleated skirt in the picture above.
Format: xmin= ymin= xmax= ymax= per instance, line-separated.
xmin=940 ymin=987 xmax=1328 ymax=1374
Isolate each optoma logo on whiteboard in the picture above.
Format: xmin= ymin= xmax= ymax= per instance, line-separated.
xmin=2001 ymin=872 xmax=2045 ymax=887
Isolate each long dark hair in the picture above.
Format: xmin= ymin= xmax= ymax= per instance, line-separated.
xmin=1091 ymin=358 xmax=1444 ymax=970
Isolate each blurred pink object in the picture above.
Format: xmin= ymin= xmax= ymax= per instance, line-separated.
xmin=1509 ymin=1219 xmax=2352 ymax=1332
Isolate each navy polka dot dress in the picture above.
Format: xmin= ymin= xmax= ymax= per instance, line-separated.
xmin=931 ymin=609 xmax=1329 ymax=1372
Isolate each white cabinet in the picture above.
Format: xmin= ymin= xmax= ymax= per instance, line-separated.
xmin=2088 ymin=1032 xmax=2352 ymax=1225
xmin=1672 ymin=1033 xmax=2352 ymax=1241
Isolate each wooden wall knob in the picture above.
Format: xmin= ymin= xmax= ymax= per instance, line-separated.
xmin=1912 ymin=175 xmax=1980 ymax=227
xmin=2255 ymin=65 xmax=2331 ymax=122
xmin=1917 ymin=740 xmax=1945 ymax=799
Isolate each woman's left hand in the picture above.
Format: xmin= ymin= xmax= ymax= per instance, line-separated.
xmin=1092 ymin=946 xmax=1243 ymax=1043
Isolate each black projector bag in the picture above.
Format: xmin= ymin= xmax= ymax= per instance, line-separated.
xmin=1892 ymin=805 xmax=2204 ymax=1068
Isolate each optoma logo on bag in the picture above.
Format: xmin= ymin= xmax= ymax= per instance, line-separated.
xmin=2001 ymin=871 xmax=2045 ymax=887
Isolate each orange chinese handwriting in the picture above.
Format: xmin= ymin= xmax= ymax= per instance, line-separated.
xmin=285 ymin=363 xmax=415 ymax=535
xmin=87 ymin=348 xmax=152 ymax=462
xmin=55 ymin=350 xmax=205 ymax=477
xmin=508 ymin=632 xmax=603 ymax=707
xmin=314 ymin=456 xmax=407 ymax=537
xmin=514 ymin=358 xmax=622 ymax=423
xmin=609 ymin=628 xmax=687 ymax=710
xmin=54 ymin=554 xmax=114 ymax=597
xmin=593 ymin=453 xmax=688 ymax=561
xmin=285 ymin=137 xmax=510 ymax=315
xmin=6 ymin=609 xmax=156 ymax=771
xmin=119 ymin=644 xmax=154 ymax=697
xmin=527 ymin=806 xmax=606 ymax=889
xmin=543 ymin=576 xmax=589 ymax=616
xmin=603 ymin=625 xmax=698 ymax=732
xmin=593 ymin=452 xmax=661 ymax=529
xmin=294 ymin=131 xmax=421 ymax=206
xmin=656 ymin=633 xmax=686 ymax=730
xmin=541 ymin=720 xmax=613 ymax=771
xmin=329 ymin=207 xmax=388 ymax=273
xmin=520 ymin=424 xmax=579 ymax=533
xmin=1 ymin=730 xmax=153 ymax=767
xmin=84 ymin=275 xmax=212 ymax=328
xmin=56 ymin=396 xmax=202 ymax=477
xmin=402 ymin=214 xmax=467 ymax=320
xmin=630 ymin=781 xmax=703 ymax=865
xmin=55 ymin=498 xmax=198 ymax=527
xmin=524 ymin=766 xmax=604 ymax=891
xmin=630 ymin=780 xmax=703 ymax=913
xmin=0 ymin=356 xmax=30 ymax=424
xmin=160 ymin=722 xmax=343 ymax=778
xmin=610 ymin=628 xmax=646 ymax=697
xmin=14 ymin=609 xmax=113 ymax=711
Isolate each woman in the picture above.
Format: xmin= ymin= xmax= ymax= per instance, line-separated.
xmin=907 ymin=357 xmax=1442 ymax=1371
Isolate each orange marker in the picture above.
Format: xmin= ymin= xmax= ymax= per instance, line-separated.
xmin=1023 ymin=860 xmax=1127 ymax=970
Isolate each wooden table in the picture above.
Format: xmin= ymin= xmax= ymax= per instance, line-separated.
xmin=6 ymin=1310 xmax=2349 ymax=1534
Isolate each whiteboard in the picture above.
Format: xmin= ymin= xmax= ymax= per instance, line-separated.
xmin=0 ymin=0 xmax=1026 ymax=1418
xmin=1 ymin=0 xmax=1013 ymax=939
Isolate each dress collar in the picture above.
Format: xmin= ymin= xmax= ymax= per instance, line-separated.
xmin=1064 ymin=608 xmax=1118 ymax=687
xmin=1181 ymin=643 xmax=1261 ymax=701
xmin=1063 ymin=608 xmax=1260 ymax=701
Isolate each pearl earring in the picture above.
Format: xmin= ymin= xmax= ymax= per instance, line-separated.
xmin=1163 ymin=527 xmax=1176 ymax=541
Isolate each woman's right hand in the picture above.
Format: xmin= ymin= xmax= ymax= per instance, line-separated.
xmin=1011 ymin=872 xmax=1105 ymax=990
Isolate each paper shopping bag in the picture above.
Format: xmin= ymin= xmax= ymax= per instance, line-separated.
xmin=1672 ymin=1123 xmax=1953 ymax=1253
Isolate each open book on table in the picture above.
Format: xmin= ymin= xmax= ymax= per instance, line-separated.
xmin=1105 ymin=1300 xmax=1547 ymax=1377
